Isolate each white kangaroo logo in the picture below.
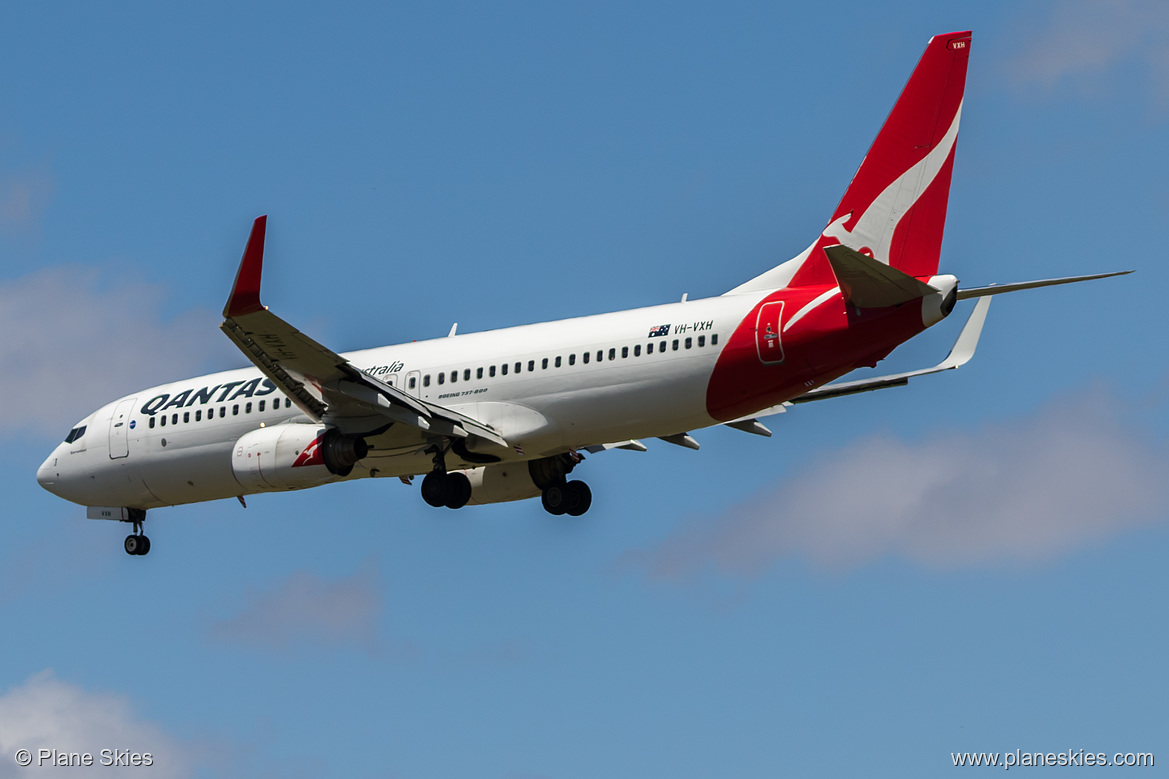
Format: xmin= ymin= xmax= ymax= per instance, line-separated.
xmin=822 ymin=101 xmax=963 ymax=265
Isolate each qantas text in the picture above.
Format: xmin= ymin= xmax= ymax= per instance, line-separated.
xmin=140 ymin=378 xmax=279 ymax=416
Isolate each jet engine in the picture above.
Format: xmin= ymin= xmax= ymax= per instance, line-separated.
xmin=232 ymin=424 xmax=368 ymax=492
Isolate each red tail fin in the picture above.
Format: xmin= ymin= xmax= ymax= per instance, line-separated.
xmin=790 ymin=31 xmax=971 ymax=287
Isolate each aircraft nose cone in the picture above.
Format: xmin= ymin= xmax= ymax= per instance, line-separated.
xmin=36 ymin=452 xmax=60 ymax=493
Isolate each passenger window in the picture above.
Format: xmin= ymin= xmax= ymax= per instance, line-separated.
xmin=258 ymin=400 xmax=265 ymax=412
xmin=160 ymin=415 xmax=167 ymax=427
xmin=285 ymin=398 xmax=292 ymax=408
xmin=634 ymin=344 xmax=641 ymax=356
xmin=489 ymin=365 xmax=496 ymax=377
xmin=541 ymin=358 xmax=548 ymax=370
xmin=172 ymin=414 xmax=178 ymax=425
xmin=477 ymin=367 xmax=484 ymax=379
xmin=712 ymin=333 xmax=719 ymax=345
xmin=672 ymin=339 xmax=679 ymax=351
xmin=502 ymin=363 xmax=509 ymax=375
xmin=149 ymin=417 xmax=156 ymax=429
xmin=451 ymin=371 xmax=458 ymax=383
xmin=583 ymin=351 xmax=590 ymax=364
xmin=605 ymin=348 xmax=613 ymax=361
xmin=424 ymin=375 xmax=431 ymax=387
xmin=464 ymin=369 xmax=471 ymax=381
xmin=183 ymin=412 xmax=190 ymax=423
xmin=528 ymin=360 xmax=535 ymax=372
xmin=568 ymin=354 xmax=575 ymax=366
xmin=245 ymin=402 xmax=252 ymax=413
xmin=698 ymin=335 xmax=705 ymax=347
xmin=685 ymin=337 xmax=692 ymax=349
xmin=647 ymin=342 xmax=654 ymax=354
xmin=621 ymin=346 xmax=628 ymax=358
xmin=554 ymin=356 xmax=561 ymax=368
xmin=196 ymin=410 xmax=202 ymax=422
xmin=596 ymin=350 xmax=603 ymax=362
xmin=232 ymin=405 xmax=239 ymax=416
xmin=438 ymin=373 xmax=445 ymax=385
xmin=409 ymin=376 xmax=417 ymax=389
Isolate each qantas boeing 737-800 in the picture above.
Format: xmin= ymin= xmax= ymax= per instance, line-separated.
xmin=36 ymin=32 xmax=1128 ymax=555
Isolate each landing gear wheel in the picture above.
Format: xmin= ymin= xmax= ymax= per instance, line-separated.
xmin=421 ymin=471 xmax=451 ymax=508
xmin=541 ymin=483 xmax=568 ymax=515
xmin=563 ymin=480 xmax=592 ymax=516
xmin=124 ymin=534 xmax=150 ymax=556
xmin=444 ymin=472 xmax=472 ymax=509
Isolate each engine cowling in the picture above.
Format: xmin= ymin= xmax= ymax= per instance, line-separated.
xmin=458 ymin=464 xmax=543 ymax=505
xmin=232 ymin=424 xmax=367 ymax=492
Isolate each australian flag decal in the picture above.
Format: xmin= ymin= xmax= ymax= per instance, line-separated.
xmin=648 ymin=324 xmax=670 ymax=337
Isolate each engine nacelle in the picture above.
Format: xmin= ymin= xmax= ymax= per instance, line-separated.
xmin=458 ymin=464 xmax=543 ymax=505
xmin=232 ymin=424 xmax=367 ymax=492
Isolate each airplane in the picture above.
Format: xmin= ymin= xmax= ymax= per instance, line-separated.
xmin=36 ymin=30 xmax=1129 ymax=555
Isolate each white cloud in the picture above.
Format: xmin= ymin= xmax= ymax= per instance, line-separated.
xmin=1005 ymin=0 xmax=1169 ymax=106
xmin=0 ymin=671 xmax=195 ymax=778
xmin=207 ymin=563 xmax=388 ymax=655
xmin=0 ymin=266 xmax=236 ymax=436
xmin=627 ymin=390 xmax=1169 ymax=579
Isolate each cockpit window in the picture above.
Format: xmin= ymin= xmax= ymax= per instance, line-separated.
xmin=64 ymin=425 xmax=87 ymax=444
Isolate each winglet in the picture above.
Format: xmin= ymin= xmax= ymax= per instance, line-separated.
xmin=938 ymin=296 xmax=991 ymax=369
xmin=789 ymin=296 xmax=991 ymax=404
xmin=223 ymin=215 xmax=267 ymax=318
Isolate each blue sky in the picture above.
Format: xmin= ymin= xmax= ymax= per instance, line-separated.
xmin=1 ymin=1 xmax=1166 ymax=776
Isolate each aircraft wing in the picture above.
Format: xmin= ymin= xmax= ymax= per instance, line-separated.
xmin=219 ymin=216 xmax=508 ymax=449
xmin=790 ymin=296 xmax=991 ymax=404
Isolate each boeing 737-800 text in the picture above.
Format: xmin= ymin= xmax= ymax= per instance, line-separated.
xmin=36 ymin=31 xmax=1128 ymax=555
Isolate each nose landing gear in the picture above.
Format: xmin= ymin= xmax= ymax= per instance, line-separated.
xmin=124 ymin=515 xmax=150 ymax=556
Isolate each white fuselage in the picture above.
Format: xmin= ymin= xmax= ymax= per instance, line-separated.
xmin=37 ymin=291 xmax=767 ymax=510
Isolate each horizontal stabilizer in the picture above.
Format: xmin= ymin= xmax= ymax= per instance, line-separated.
xmin=957 ymin=270 xmax=1131 ymax=299
xmin=824 ymin=244 xmax=937 ymax=307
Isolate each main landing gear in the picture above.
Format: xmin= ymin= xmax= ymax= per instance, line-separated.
xmin=417 ymin=447 xmax=594 ymax=515
xmin=421 ymin=470 xmax=472 ymax=509
xmin=420 ymin=444 xmax=472 ymax=509
xmin=124 ymin=515 xmax=150 ymax=556
xmin=540 ymin=480 xmax=592 ymax=516
xmin=532 ymin=452 xmax=592 ymax=516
